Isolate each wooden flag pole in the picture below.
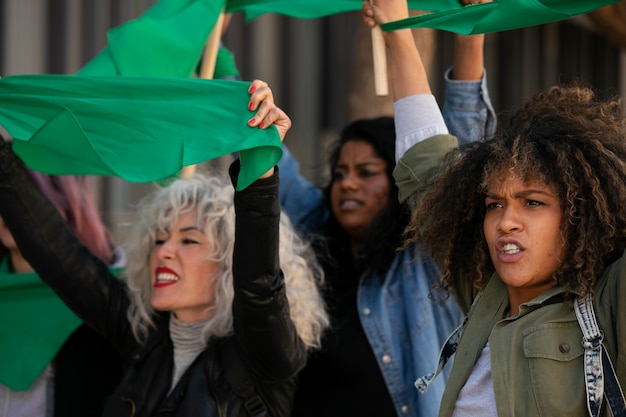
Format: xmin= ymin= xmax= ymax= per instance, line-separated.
xmin=370 ymin=1 xmax=389 ymax=96
xmin=199 ymin=8 xmax=226 ymax=79
xmin=181 ymin=8 xmax=226 ymax=179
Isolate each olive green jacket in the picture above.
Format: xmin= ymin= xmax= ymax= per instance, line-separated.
xmin=394 ymin=135 xmax=626 ymax=417
xmin=438 ymin=268 xmax=625 ymax=417
xmin=393 ymin=134 xmax=458 ymax=204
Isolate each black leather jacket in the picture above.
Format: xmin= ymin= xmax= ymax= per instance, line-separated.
xmin=0 ymin=139 xmax=306 ymax=417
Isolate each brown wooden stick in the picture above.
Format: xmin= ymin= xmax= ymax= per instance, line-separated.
xmin=182 ymin=9 xmax=226 ymax=179
xmin=371 ymin=26 xmax=389 ymax=96
xmin=370 ymin=0 xmax=388 ymax=96
xmin=199 ymin=8 xmax=226 ymax=79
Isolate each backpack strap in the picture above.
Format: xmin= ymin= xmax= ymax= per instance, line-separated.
xmin=574 ymin=294 xmax=626 ymax=417
xmin=414 ymin=321 xmax=464 ymax=394
xmin=414 ymin=291 xmax=485 ymax=394
xmin=220 ymin=338 xmax=268 ymax=417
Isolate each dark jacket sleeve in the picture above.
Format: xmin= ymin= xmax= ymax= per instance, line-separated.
xmin=229 ymin=160 xmax=306 ymax=381
xmin=0 ymin=137 xmax=137 ymax=355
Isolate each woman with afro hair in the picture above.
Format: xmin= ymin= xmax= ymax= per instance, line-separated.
xmin=400 ymin=85 xmax=626 ymax=417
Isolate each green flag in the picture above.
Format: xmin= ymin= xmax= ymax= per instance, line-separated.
xmin=0 ymin=75 xmax=282 ymax=190
xmin=228 ymin=0 xmax=618 ymax=35
xmin=0 ymin=258 xmax=124 ymax=391
xmin=226 ymin=0 xmax=460 ymax=21
xmin=79 ymin=0 xmax=226 ymax=77
xmin=0 ymin=260 xmax=82 ymax=391
xmin=213 ymin=46 xmax=241 ymax=79
xmin=381 ymin=0 xmax=621 ymax=35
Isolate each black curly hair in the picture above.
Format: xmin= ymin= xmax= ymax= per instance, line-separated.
xmin=406 ymin=85 xmax=626 ymax=297
xmin=321 ymin=117 xmax=410 ymax=276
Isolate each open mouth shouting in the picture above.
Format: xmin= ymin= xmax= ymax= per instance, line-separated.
xmin=154 ymin=266 xmax=179 ymax=288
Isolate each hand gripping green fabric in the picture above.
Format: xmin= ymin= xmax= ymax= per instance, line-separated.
xmin=226 ymin=0 xmax=618 ymax=35
xmin=0 ymin=75 xmax=282 ymax=190
xmin=73 ymin=0 xmax=619 ymax=76
xmin=380 ymin=0 xmax=621 ymax=35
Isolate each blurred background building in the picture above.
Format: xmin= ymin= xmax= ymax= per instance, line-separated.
xmin=1 ymin=0 xmax=625 ymax=242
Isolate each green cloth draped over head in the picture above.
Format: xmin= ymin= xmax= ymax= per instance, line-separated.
xmin=0 ymin=258 xmax=123 ymax=390
xmin=0 ymin=75 xmax=282 ymax=190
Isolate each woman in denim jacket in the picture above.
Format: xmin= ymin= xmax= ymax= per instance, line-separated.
xmin=280 ymin=6 xmax=496 ymax=417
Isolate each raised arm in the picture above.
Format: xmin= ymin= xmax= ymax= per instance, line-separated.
xmin=249 ymin=81 xmax=328 ymax=233
xmin=443 ymin=24 xmax=496 ymax=145
xmin=363 ymin=0 xmax=457 ymax=205
xmin=363 ymin=0 xmax=431 ymax=100
xmin=232 ymin=80 xmax=307 ymax=380
xmin=0 ymin=135 xmax=136 ymax=353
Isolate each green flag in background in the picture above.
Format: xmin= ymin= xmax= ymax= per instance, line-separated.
xmin=0 ymin=258 xmax=124 ymax=391
xmin=227 ymin=0 xmax=361 ymax=20
xmin=228 ymin=0 xmax=619 ymax=35
xmin=0 ymin=75 xmax=281 ymax=190
xmin=79 ymin=0 xmax=226 ymax=77
xmin=380 ymin=0 xmax=621 ymax=35
xmin=226 ymin=0 xmax=460 ymax=21
xmin=6 ymin=0 xmax=614 ymax=194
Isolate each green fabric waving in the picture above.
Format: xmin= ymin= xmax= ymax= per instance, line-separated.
xmin=214 ymin=46 xmax=241 ymax=79
xmin=0 ymin=75 xmax=282 ymax=190
xmin=0 ymin=258 xmax=81 ymax=391
xmin=78 ymin=0 xmax=226 ymax=77
xmin=0 ymin=258 xmax=123 ymax=391
xmin=380 ymin=0 xmax=621 ymax=35
xmin=226 ymin=0 xmax=460 ymax=21
xmin=228 ymin=0 xmax=618 ymax=34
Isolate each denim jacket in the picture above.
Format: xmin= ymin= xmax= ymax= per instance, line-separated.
xmin=278 ymin=69 xmax=495 ymax=417
xmin=442 ymin=67 xmax=495 ymax=146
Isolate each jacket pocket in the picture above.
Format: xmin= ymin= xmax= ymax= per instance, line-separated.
xmin=523 ymin=322 xmax=587 ymax=417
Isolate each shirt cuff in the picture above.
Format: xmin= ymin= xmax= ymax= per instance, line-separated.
xmin=394 ymin=94 xmax=448 ymax=162
xmin=444 ymin=66 xmax=490 ymax=112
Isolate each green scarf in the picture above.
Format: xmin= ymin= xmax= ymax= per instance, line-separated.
xmin=380 ymin=0 xmax=620 ymax=34
xmin=214 ymin=47 xmax=240 ymax=79
xmin=0 ymin=75 xmax=282 ymax=190
xmin=0 ymin=258 xmax=124 ymax=390
xmin=226 ymin=0 xmax=460 ymax=21
xmin=77 ymin=0 xmax=225 ymax=77
xmin=0 ymin=258 xmax=79 ymax=390
xmin=226 ymin=0 xmax=619 ymax=34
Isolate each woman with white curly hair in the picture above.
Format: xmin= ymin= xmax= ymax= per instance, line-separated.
xmin=0 ymin=79 xmax=328 ymax=417
xmin=124 ymin=173 xmax=327 ymax=351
